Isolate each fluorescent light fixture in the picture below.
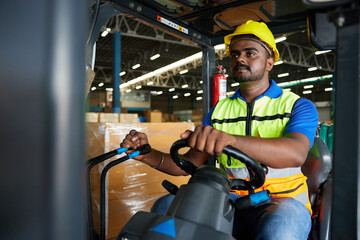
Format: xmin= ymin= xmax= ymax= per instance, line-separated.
xmin=173 ymin=95 xmax=178 ymax=99
xmin=325 ymin=87 xmax=333 ymax=92
xmin=275 ymin=36 xmax=287 ymax=43
xmin=200 ymin=81 xmax=203 ymax=84
xmin=126 ymin=89 xmax=131 ymax=93
xmin=101 ymin=31 xmax=109 ymax=37
xmin=184 ymin=93 xmax=191 ymax=97
xmin=225 ymin=74 xmax=229 ymax=78
xmin=315 ymin=50 xmax=331 ymax=55
xmin=91 ymin=87 xmax=96 ymax=91
xmin=231 ymin=82 xmax=240 ymax=87
xmin=105 ymin=88 xmax=113 ymax=91
xmin=150 ymin=54 xmax=160 ymax=60
xmin=136 ymin=85 xmax=142 ymax=89
xmin=98 ymin=82 xmax=104 ymax=87
xmin=197 ymin=90 xmax=203 ymax=94
xmin=283 ymin=88 xmax=291 ymax=92
xmin=179 ymin=69 xmax=188 ymax=74
xmin=322 ymin=74 xmax=333 ymax=78
xmin=308 ymin=67 xmax=317 ymax=71
xmin=147 ymin=81 xmax=153 ymax=85
xmin=120 ymin=52 xmax=202 ymax=89
xmin=169 ymin=88 xmax=175 ymax=92
xmin=132 ymin=64 xmax=141 ymax=69
xmin=214 ymin=44 xmax=225 ymax=50
xmin=274 ymin=60 xmax=283 ymax=65
xmin=196 ymin=96 xmax=202 ymax=101
xmin=226 ymin=91 xmax=235 ymax=96
xmin=304 ymin=85 xmax=314 ymax=89
xmin=303 ymin=90 xmax=312 ymax=94
xmin=278 ymin=73 xmax=289 ymax=78
xmin=181 ymin=84 xmax=188 ymax=88
xmin=119 ymin=71 xmax=126 ymax=76
xmin=106 ymin=28 xmax=111 ymax=32
xmin=157 ymin=91 xmax=163 ymax=95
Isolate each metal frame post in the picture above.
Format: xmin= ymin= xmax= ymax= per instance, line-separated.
xmin=331 ymin=8 xmax=360 ymax=239
xmin=202 ymin=46 xmax=216 ymax=119
xmin=113 ymin=32 xmax=121 ymax=113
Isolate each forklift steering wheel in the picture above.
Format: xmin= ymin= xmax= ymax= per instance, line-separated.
xmin=170 ymin=139 xmax=267 ymax=191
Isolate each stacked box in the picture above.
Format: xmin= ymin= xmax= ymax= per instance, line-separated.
xmin=85 ymin=112 xmax=99 ymax=123
xmin=86 ymin=122 xmax=194 ymax=239
xmin=99 ymin=113 xmax=119 ymax=123
xmin=144 ymin=110 xmax=163 ymax=122
xmin=192 ymin=109 xmax=203 ymax=122
xmin=119 ymin=113 xmax=140 ymax=123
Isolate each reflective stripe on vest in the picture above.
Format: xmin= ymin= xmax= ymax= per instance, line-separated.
xmin=211 ymin=91 xmax=312 ymax=214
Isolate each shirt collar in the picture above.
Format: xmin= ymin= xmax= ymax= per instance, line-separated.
xmin=229 ymin=80 xmax=283 ymax=102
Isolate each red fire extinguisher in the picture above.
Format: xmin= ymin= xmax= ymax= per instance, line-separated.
xmin=212 ymin=65 xmax=227 ymax=107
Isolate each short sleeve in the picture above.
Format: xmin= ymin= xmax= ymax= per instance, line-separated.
xmin=284 ymin=98 xmax=319 ymax=148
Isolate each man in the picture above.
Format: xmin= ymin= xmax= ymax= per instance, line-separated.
xmin=121 ymin=20 xmax=318 ymax=240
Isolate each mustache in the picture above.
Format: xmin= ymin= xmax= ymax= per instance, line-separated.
xmin=234 ymin=64 xmax=250 ymax=71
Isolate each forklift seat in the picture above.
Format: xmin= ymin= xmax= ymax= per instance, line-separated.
xmin=301 ymin=137 xmax=333 ymax=240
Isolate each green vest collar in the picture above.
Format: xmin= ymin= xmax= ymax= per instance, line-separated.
xmin=229 ymin=80 xmax=283 ymax=102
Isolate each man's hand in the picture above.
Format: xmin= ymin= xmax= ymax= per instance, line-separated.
xmin=180 ymin=125 xmax=236 ymax=157
xmin=120 ymin=129 xmax=149 ymax=161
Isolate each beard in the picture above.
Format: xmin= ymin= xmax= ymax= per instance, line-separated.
xmin=232 ymin=62 xmax=267 ymax=83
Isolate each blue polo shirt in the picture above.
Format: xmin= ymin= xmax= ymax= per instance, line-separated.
xmin=203 ymin=80 xmax=318 ymax=148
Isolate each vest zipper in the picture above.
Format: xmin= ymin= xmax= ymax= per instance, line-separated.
xmin=246 ymin=102 xmax=254 ymax=136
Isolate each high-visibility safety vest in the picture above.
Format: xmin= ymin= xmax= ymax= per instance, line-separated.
xmin=211 ymin=90 xmax=312 ymax=213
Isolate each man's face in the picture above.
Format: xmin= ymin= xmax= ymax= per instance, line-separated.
xmin=230 ymin=39 xmax=273 ymax=83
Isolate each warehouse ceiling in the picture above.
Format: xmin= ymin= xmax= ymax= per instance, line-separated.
xmin=89 ymin=0 xmax=335 ymax=103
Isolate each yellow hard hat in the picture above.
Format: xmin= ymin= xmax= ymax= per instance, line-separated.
xmin=224 ymin=20 xmax=280 ymax=63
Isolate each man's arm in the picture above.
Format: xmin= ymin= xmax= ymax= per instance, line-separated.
xmin=120 ymin=130 xmax=209 ymax=176
xmin=183 ymin=126 xmax=310 ymax=169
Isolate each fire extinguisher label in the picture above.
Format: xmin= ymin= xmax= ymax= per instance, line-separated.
xmin=219 ymin=78 xmax=227 ymax=100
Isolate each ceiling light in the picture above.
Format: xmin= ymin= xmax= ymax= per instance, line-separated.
xmin=196 ymin=97 xmax=202 ymax=101
xmin=315 ymin=50 xmax=331 ymax=55
xmin=275 ymin=36 xmax=287 ymax=43
xmin=181 ymin=84 xmax=188 ymax=88
xmin=325 ymin=87 xmax=333 ymax=92
xmin=308 ymin=67 xmax=317 ymax=71
xmin=150 ymin=54 xmax=160 ymax=60
xmin=105 ymin=88 xmax=113 ymax=91
xmin=98 ymin=82 xmax=104 ymax=87
xmin=157 ymin=91 xmax=163 ymax=95
xmin=303 ymin=90 xmax=312 ymax=94
xmin=132 ymin=64 xmax=141 ymax=69
xmin=278 ymin=73 xmax=289 ymax=78
xmin=214 ymin=44 xmax=225 ymax=50
xmin=304 ymin=85 xmax=314 ymax=89
xmin=231 ymin=82 xmax=240 ymax=87
xmin=147 ymin=81 xmax=153 ymax=85
xmin=101 ymin=31 xmax=109 ymax=37
xmin=106 ymin=28 xmax=111 ymax=32
xmin=226 ymin=91 xmax=235 ymax=96
xmin=136 ymin=85 xmax=142 ymax=89
xmin=200 ymin=81 xmax=203 ymax=84
xmin=120 ymin=52 xmax=202 ymax=89
xmin=119 ymin=71 xmax=126 ymax=76
xmin=197 ymin=90 xmax=203 ymax=94
xmin=173 ymin=95 xmax=178 ymax=99
xmin=179 ymin=69 xmax=188 ymax=74
xmin=274 ymin=60 xmax=283 ymax=65
xmin=126 ymin=89 xmax=131 ymax=93
xmin=91 ymin=87 xmax=96 ymax=91
xmin=283 ymin=88 xmax=291 ymax=92
xmin=169 ymin=88 xmax=175 ymax=92
xmin=184 ymin=93 xmax=191 ymax=97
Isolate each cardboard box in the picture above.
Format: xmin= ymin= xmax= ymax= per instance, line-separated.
xmin=144 ymin=110 xmax=163 ymax=122
xmin=86 ymin=122 xmax=194 ymax=239
xmin=119 ymin=113 xmax=139 ymax=123
xmin=99 ymin=113 xmax=119 ymax=123
xmin=86 ymin=112 xmax=99 ymax=123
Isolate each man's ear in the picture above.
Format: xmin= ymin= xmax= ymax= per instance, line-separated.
xmin=266 ymin=57 xmax=274 ymax=72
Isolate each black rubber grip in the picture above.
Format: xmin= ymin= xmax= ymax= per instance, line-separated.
xmin=170 ymin=139 xmax=197 ymax=175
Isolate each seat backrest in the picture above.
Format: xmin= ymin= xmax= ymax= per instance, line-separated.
xmin=301 ymin=137 xmax=332 ymax=205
